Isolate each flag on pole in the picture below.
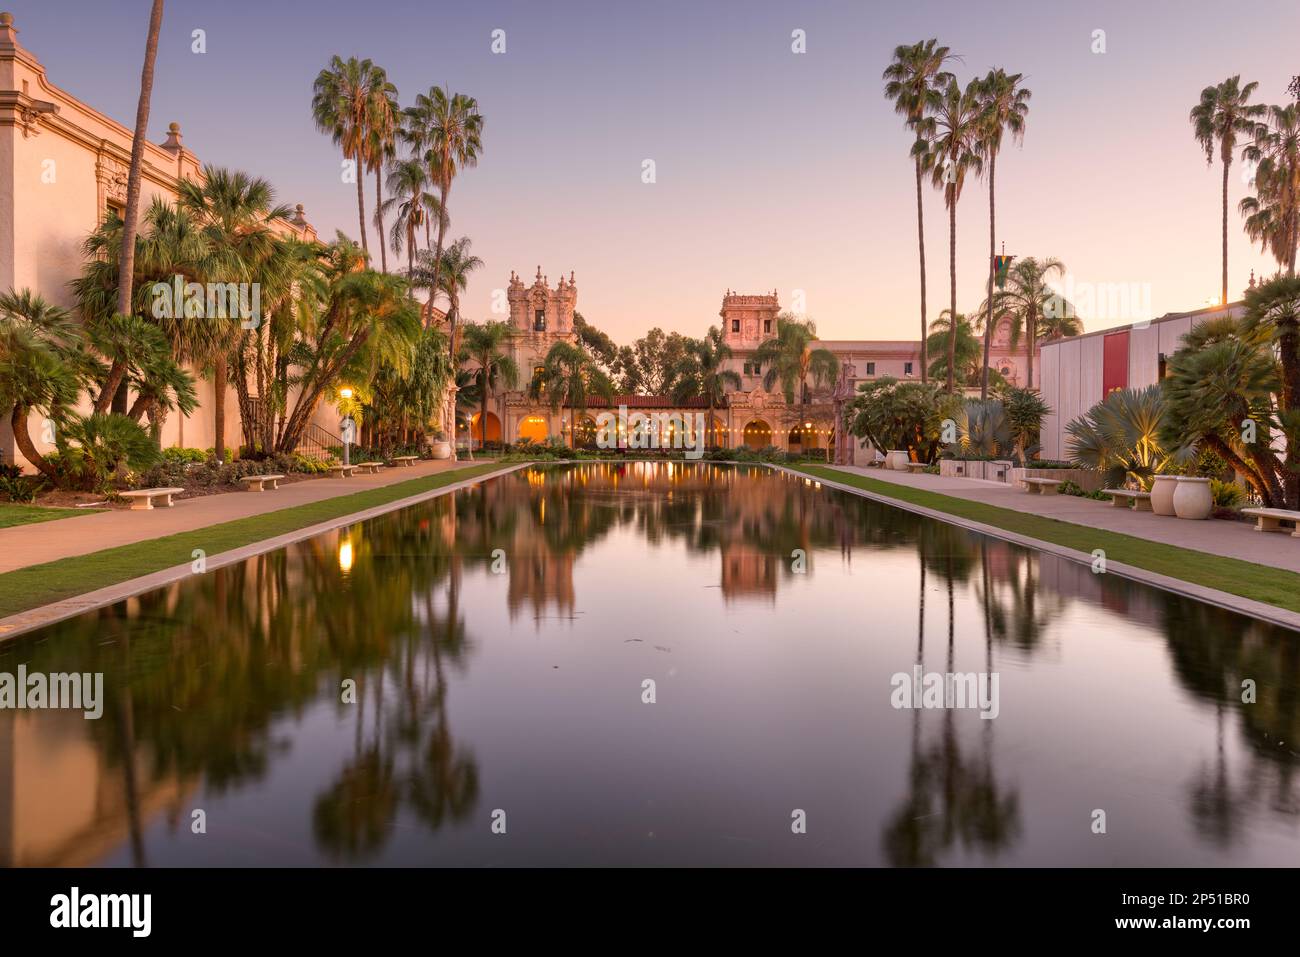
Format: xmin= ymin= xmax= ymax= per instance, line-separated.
xmin=994 ymin=254 xmax=1014 ymax=289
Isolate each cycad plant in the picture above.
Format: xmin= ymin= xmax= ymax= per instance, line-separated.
xmin=1066 ymin=385 xmax=1177 ymax=489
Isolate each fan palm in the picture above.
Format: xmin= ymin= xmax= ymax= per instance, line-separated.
xmin=883 ymin=40 xmax=955 ymax=385
xmin=404 ymin=87 xmax=484 ymax=327
xmin=1190 ymin=76 xmax=1264 ymax=304
xmin=974 ymin=68 xmax=1030 ymax=399
xmin=670 ymin=325 xmax=742 ymax=448
xmin=312 ymin=56 xmax=391 ymax=256
xmin=459 ymin=320 xmax=518 ymax=451
xmin=918 ymin=78 xmax=984 ymax=392
xmin=1066 ymin=385 xmax=1175 ymax=489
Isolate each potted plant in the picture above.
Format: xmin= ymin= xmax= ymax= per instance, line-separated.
xmin=1172 ymin=476 xmax=1213 ymax=520
xmin=429 ymin=429 xmax=452 ymax=460
xmin=1150 ymin=474 xmax=1179 ymax=516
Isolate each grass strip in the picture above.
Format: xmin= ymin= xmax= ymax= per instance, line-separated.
xmin=0 ymin=462 xmax=506 ymax=620
xmin=0 ymin=504 xmax=104 ymax=529
xmin=791 ymin=464 xmax=1300 ymax=615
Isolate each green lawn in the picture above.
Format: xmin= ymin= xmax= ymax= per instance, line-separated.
xmin=0 ymin=462 xmax=508 ymax=621
xmin=0 ymin=503 xmax=103 ymax=529
xmin=791 ymin=464 xmax=1300 ymax=617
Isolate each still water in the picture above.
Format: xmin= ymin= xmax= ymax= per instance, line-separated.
xmin=2 ymin=462 xmax=1297 ymax=866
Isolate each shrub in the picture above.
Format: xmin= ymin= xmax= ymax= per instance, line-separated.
xmin=1210 ymin=479 xmax=1247 ymax=508
xmin=0 ymin=474 xmax=37 ymax=503
xmin=55 ymin=413 xmax=160 ymax=492
xmin=161 ymin=447 xmax=209 ymax=465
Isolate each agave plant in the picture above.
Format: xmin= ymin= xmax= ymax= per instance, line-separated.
xmin=1066 ymin=385 xmax=1180 ymax=489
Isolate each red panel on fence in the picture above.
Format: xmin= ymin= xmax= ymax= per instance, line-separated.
xmin=1102 ymin=331 xmax=1129 ymax=400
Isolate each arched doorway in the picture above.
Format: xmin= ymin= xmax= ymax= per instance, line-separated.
xmin=788 ymin=424 xmax=821 ymax=452
xmin=517 ymin=415 xmax=548 ymax=444
xmin=743 ymin=419 xmax=772 ymax=450
xmin=469 ymin=411 xmax=501 ymax=449
xmin=573 ymin=415 xmax=598 ymax=449
xmin=707 ymin=416 xmax=726 ymax=449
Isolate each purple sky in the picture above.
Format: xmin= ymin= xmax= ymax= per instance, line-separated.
xmin=9 ymin=0 xmax=1298 ymax=342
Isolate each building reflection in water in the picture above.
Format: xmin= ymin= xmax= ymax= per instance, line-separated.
xmin=0 ymin=461 xmax=1296 ymax=866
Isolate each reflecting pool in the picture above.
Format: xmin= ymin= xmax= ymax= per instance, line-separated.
xmin=2 ymin=462 xmax=1297 ymax=866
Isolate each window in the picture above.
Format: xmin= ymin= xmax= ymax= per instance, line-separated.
xmin=753 ymin=362 xmax=760 ymax=376
xmin=534 ymin=309 xmax=546 ymax=332
xmin=1158 ymin=353 xmax=1168 ymax=380
xmin=743 ymin=362 xmax=752 ymax=375
xmin=732 ymin=319 xmax=740 ymax=333
xmin=105 ymin=199 xmax=124 ymax=223
xmin=865 ymin=362 xmax=876 ymax=376
xmin=764 ymin=319 xmax=771 ymax=334
xmin=904 ymin=362 xmax=914 ymax=376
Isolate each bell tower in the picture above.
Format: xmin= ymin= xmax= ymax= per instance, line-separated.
xmin=508 ymin=267 xmax=576 ymax=338
xmin=720 ymin=290 xmax=780 ymax=349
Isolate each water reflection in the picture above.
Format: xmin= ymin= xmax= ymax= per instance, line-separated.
xmin=0 ymin=462 xmax=1296 ymax=866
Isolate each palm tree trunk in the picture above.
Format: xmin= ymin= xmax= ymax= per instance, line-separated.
xmin=111 ymin=0 xmax=164 ymax=415
xmin=1026 ymin=304 xmax=1036 ymax=390
xmin=982 ymin=154 xmax=996 ymax=401
xmin=427 ymin=179 xmax=450 ymax=329
xmin=915 ymin=158 xmax=929 ymax=384
xmin=481 ymin=378 xmax=490 ymax=451
xmin=1220 ymin=158 xmax=1229 ymax=305
xmin=94 ymin=361 xmax=128 ymax=415
xmin=354 ymin=148 xmax=369 ymax=254
xmin=10 ymin=404 xmax=58 ymax=483
xmin=374 ymin=165 xmax=388 ymax=273
xmin=947 ymin=200 xmax=957 ymax=394
xmin=213 ymin=355 xmax=227 ymax=462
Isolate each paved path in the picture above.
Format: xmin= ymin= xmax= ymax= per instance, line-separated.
xmin=826 ymin=465 xmax=1300 ymax=575
xmin=0 ymin=458 xmax=495 ymax=574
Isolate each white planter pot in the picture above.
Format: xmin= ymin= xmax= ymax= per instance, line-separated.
xmin=886 ymin=450 xmax=910 ymax=471
xmin=1172 ymin=477 xmax=1213 ymax=520
xmin=430 ymin=440 xmax=452 ymax=460
xmin=1150 ymin=475 xmax=1179 ymax=516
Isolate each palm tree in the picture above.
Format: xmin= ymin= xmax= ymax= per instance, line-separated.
xmin=919 ymin=78 xmax=984 ymax=393
xmin=529 ymin=341 xmax=614 ymax=447
xmin=405 ymin=87 xmax=483 ymax=326
xmin=1241 ymin=103 xmax=1300 ymax=276
xmin=112 ymin=0 xmax=165 ymax=414
xmin=176 ymin=167 xmax=292 ymax=462
xmin=364 ymin=71 xmax=400 ymax=274
xmin=380 ymin=158 xmax=443 ymax=288
xmin=0 ymin=290 xmax=85 ymax=482
xmin=988 ymin=256 xmax=1065 ymax=390
xmin=420 ymin=236 xmax=482 ymax=364
xmin=312 ymin=56 xmax=390 ymax=257
xmin=1241 ymin=274 xmax=1300 ymax=506
xmin=883 ymin=40 xmax=955 ymax=385
xmin=1066 ymin=385 xmax=1173 ymax=489
xmin=670 ymin=325 xmax=742 ymax=448
xmin=975 ymin=68 xmax=1031 ymax=399
xmin=753 ymin=314 xmax=838 ymax=441
xmin=925 ymin=310 xmax=983 ymax=387
xmin=1190 ymin=76 xmax=1264 ymax=304
xmin=459 ymin=321 xmax=518 ymax=451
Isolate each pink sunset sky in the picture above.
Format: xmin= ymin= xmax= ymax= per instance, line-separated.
xmin=10 ymin=0 xmax=1299 ymax=343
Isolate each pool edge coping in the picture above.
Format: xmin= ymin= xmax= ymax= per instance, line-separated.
xmin=0 ymin=462 xmax=530 ymax=642
xmin=775 ymin=463 xmax=1300 ymax=633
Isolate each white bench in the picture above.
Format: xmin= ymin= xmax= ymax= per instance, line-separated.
xmin=328 ymin=464 xmax=358 ymax=479
xmin=392 ymin=455 xmax=419 ymax=468
xmin=1242 ymin=507 xmax=1300 ymax=537
xmin=238 ymin=474 xmax=284 ymax=492
xmin=1020 ymin=477 xmax=1065 ymax=495
xmin=355 ymin=461 xmax=385 ymax=475
xmin=121 ymin=487 xmax=184 ymax=511
xmin=1103 ymin=488 xmax=1153 ymax=511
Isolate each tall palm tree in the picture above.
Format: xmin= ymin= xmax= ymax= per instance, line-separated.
xmin=1190 ymin=76 xmax=1264 ymax=304
xmin=670 ymin=325 xmax=742 ymax=448
xmin=988 ymin=256 xmax=1065 ymax=390
xmin=364 ymin=71 xmax=401 ymax=274
xmin=405 ymin=87 xmax=483 ymax=326
xmin=177 ymin=167 xmax=292 ymax=462
xmin=380 ymin=158 xmax=443 ymax=288
xmin=883 ymin=40 xmax=955 ymax=385
xmin=753 ymin=313 xmax=838 ymax=441
xmin=919 ymin=78 xmax=984 ymax=393
xmin=459 ymin=321 xmax=518 ymax=451
xmin=975 ymin=68 xmax=1031 ymax=399
xmin=1241 ymin=103 xmax=1300 ymax=276
xmin=418 ymin=236 xmax=482 ymax=363
xmin=529 ymin=341 xmax=614 ymax=447
xmin=312 ymin=56 xmax=390 ymax=257
xmin=112 ymin=0 xmax=165 ymax=414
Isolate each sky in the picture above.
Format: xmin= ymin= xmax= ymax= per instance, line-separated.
xmin=8 ymin=0 xmax=1299 ymax=344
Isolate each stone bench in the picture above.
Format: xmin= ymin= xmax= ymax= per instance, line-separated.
xmin=1103 ymin=488 xmax=1153 ymax=511
xmin=355 ymin=461 xmax=385 ymax=475
xmin=904 ymin=462 xmax=929 ymax=473
xmin=392 ymin=455 xmax=419 ymax=468
xmin=1020 ymin=477 xmax=1065 ymax=495
xmin=238 ymin=473 xmax=284 ymax=492
xmin=120 ymin=487 xmax=184 ymax=511
xmin=1242 ymin=507 xmax=1300 ymax=537
xmin=327 ymin=464 xmax=358 ymax=479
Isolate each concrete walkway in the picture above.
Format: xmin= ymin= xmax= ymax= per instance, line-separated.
xmin=0 ymin=458 xmax=495 ymax=575
xmin=827 ymin=465 xmax=1300 ymax=575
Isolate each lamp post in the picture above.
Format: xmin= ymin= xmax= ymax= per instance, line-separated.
xmin=339 ymin=388 xmax=353 ymax=467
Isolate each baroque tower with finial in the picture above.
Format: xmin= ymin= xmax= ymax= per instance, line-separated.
xmin=508 ymin=266 xmax=577 ymax=338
